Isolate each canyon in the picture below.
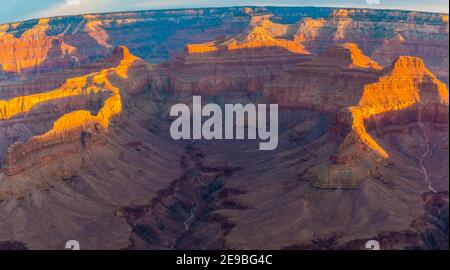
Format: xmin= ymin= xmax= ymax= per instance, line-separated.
xmin=0 ymin=7 xmax=448 ymax=250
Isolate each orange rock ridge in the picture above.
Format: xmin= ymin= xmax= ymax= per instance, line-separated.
xmin=315 ymin=43 xmax=384 ymax=70
xmin=2 ymin=46 xmax=142 ymax=174
xmin=228 ymin=26 xmax=309 ymax=54
xmin=294 ymin=18 xmax=327 ymax=43
xmin=186 ymin=42 xmax=219 ymax=54
xmin=83 ymin=18 xmax=112 ymax=49
xmin=350 ymin=56 xmax=449 ymax=158
xmin=0 ymin=46 xmax=138 ymax=120
xmin=342 ymin=43 xmax=383 ymax=70
xmin=0 ymin=19 xmax=76 ymax=73
xmin=187 ymin=24 xmax=310 ymax=55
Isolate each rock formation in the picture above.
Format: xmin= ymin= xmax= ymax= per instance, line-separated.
xmin=1 ymin=46 xmax=150 ymax=175
xmin=349 ymin=56 xmax=448 ymax=158
xmin=0 ymin=19 xmax=76 ymax=73
xmin=160 ymin=22 xmax=311 ymax=95
xmin=263 ymin=43 xmax=382 ymax=110
xmin=317 ymin=43 xmax=383 ymax=70
xmin=0 ymin=7 xmax=448 ymax=250
xmin=0 ymin=7 xmax=447 ymax=82
xmin=293 ymin=8 xmax=449 ymax=83
xmin=187 ymin=22 xmax=309 ymax=55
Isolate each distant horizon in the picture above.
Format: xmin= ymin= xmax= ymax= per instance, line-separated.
xmin=0 ymin=0 xmax=448 ymax=25
xmin=0 ymin=4 xmax=449 ymax=25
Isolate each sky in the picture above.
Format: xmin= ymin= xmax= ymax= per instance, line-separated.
xmin=0 ymin=0 xmax=448 ymax=24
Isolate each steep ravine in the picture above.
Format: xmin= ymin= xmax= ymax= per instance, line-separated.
xmin=418 ymin=128 xmax=437 ymax=193
xmin=119 ymin=143 xmax=243 ymax=250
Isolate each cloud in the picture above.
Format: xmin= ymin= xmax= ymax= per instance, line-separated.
xmin=65 ymin=0 xmax=81 ymax=5
xmin=366 ymin=0 xmax=381 ymax=5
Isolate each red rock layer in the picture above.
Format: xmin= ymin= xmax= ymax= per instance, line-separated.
xmin=1 ymin=46 xmax=150 ymax=175
xmin=0 ymin=19 xmax=76 ymax=73
xmin=322 ymin=43 xmax=383 ymax=70
xmin=350 ymin=56 xmax=449 ymax=158
xmin=293 ymin=8 xmax=449 ymax=83
xmin=0 ymin=7 xmax=447 ymax=83
xmin=263 ymin=43 xmax=382 ymax=110
xmin=187 ymin=18 xmax=309 ymax=55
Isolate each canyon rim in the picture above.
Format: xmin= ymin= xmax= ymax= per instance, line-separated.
xmin=0 ymin=6 xmax=448 ymax=250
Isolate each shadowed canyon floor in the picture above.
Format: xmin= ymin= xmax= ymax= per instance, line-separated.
xmin=0 ymin=7 xmax=448 ymax=250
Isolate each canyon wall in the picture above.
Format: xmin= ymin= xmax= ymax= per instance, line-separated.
xmin=1 ymin=46 xmax=151 ymax=175
xmin=0 ymin=7 xmax=448 ymax=250
xmin=0 ymin=7 xmax=447 ymax=83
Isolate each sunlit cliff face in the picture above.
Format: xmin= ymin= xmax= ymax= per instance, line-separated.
xmin=0 ymin=8 xmax=448 ymax=250
xmin=1 ymin=11 xmax=447 ymax=166
xmin=0 ymin=46 xmax=140 ymax=174
xmin=350 ymin=56 xmax=449 ymax=158
xmin=186 ymin=18 xmax=310 ymax=55
xmin=0 ymin=19 xmax=76 ymax=73
xmin=0 ymin=46 xmax=139 ymax=122
xmin=183 ymin=17 xmax=449 ymax=160
xmin=341 ymin=43 xmax=383 ymax=70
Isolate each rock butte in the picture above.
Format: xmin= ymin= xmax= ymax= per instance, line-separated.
xmin=187 ymin=24 xmax=310 ymax=55
xmin=164 ymin=25 xmax=312 ymax=95
xmin=350 ymin=56 xmax=449 ymax=158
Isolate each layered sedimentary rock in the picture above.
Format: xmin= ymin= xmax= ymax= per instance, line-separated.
xmin=160 ymin=23 xmax=311 ymax=95
xmin=309 ymin=56 xmax=449 ymax=189
xmin=1 ymin=7 xmax=447 ymax=83
xmin=0 ymin=89 xmax=182 ymax=249
xmin=0 ymin=8 xmax=250 ymax=76
xmin=1 ymin=46 xmax=150 ymax=175
xmin=260 ymin=42 xmax=448 ymax=188
xmin=263 ymin=43 xmax=382 ymax=110
xmin=0 ymin=7 xmax=448 ymax=250
xmin=317 ymin=43 xmax=383 ymax=70
xmin=293 ymin=8 xmax=449 ymax=83
xmin=349 ymin=56 xmax=449 ymax=158
xmin=187 ymin=20 xmax=309 ymax=55
xmin=0 ymin=19 xmax=76 ymax=73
